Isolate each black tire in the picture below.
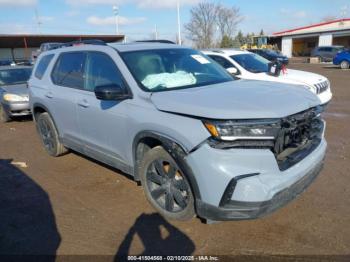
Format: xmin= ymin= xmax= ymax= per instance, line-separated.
xmin=36 ymin=112 xmax=68 ymax=157
xmin=340 ymin=60 xmax=350 ymax=70
xmin=140 ymin=146 xmax=195 ymax=221
xmin=0 ymin=104 xmax=11 ymax=123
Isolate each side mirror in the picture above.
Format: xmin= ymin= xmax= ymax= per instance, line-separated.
xmin=227 ymin=67 xmax=239 ymax=75
xmin=94 ymin=84 xmax=131 ymax=101
xmin=268 ymin=62 xmax=282 ymax=77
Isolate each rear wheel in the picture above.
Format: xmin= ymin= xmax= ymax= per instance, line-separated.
xmin=36 ymin=112 xmax=68 ymax=157
xmin=0 ymin=104 xmax=11 ymax=123
xmin=140 ymin=146 xmax=195 ymax=221
xmin=340 ymin=60 xmax=350 ymax=70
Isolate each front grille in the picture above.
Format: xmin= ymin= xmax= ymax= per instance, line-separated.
xmin=314 ymin=80 xmax=329 ymax=94
xmin=274 ymin=107 xmax=324 ymax=170
xmin=207 ymin=107 xmax=324 ymax=171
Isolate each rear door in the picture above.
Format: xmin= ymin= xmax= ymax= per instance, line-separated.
xmin=76 ymin=51 xmax=130 ymax=171
xmin=50 ymin=51 xmax=87 ymax=151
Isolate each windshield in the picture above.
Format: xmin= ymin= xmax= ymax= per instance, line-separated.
xmin=231 ymin=53 xmax=270 ymax=73
xmin=120 ymin=48 xmax=233 ymax=92
xmin=0 ymin=68 xmax=32 ymax=86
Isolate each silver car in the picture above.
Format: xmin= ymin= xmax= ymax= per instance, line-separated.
xmin=311 ymin=45 xmax=345 ymax=62
xmin=0 ymin=66 xmax=32 ymax=122
xmin=29 ymin=41 xmax=327 ymax=222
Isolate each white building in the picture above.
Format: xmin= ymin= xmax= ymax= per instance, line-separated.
xmin=273 ymin=18 xmax=350 ymax=58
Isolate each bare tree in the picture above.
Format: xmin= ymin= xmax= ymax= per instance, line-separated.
xmin=185 ymin=2 xmax=243 ymax=49
xmin=185 ymin=2 xmax=218 ymax=49
xmin=216 ymin=4 xmax=243 ymax=40
xmin=320 ymin=15 xmax=338 ymax=22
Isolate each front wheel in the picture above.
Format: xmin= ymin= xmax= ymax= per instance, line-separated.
xmin=36 ymin=112 xmax=68 ymax=157
xmin=140 ymin=146 xmax=195 ymax=221
xmin=0 ymin=104 xmax=11 ymax=123
xmin=340 ymin=60 xmax=350 ymax=70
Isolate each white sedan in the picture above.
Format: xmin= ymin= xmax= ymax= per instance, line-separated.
xmin=202 ymin=49 xmax=332 ymax=105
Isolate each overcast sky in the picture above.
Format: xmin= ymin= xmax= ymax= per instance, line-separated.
xmin=0 ymin=0 xmax=349 ymax=42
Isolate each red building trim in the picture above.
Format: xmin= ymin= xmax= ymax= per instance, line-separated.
xmin=273 ymin=18 xmax=350 ymax=36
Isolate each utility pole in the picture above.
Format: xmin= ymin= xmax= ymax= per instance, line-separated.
xmin=34 ymin=8 xmax=42 ymax=34
xmin=154 ymin=24 xmax=158 ymax=40
xmin=340 ymin=5 xmax=348 ymax=25
xmin=177 ymin=0 xmax=182 ymax=45
xmin=341 ymin=5 xmax=348 ymax=19
xmin=113 ymin=5 xmax=119 ymax=35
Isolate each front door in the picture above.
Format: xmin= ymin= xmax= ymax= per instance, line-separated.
xmin=76 ymin=51 xmax=130 ymax=171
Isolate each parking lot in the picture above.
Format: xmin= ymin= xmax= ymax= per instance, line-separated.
xmin=0 ymin=63 xmax=349 ymax=257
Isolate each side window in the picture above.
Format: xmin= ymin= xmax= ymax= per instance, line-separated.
xmin=208 ymin=55 xmax=234 ymax=69
xmin=85 ymin=52 xmax=125 ymax=92
xmin=51 ymin=52 xmax=86 ymax=89
xmin=35 ymin=54 xmax=54 ymax=79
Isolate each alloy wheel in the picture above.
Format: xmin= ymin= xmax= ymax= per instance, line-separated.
xmin=340 ymin=61 xmax=349 ymax=70
xmin=146 ymin=159 xmax=190 ymax=213
xmin=38 ymin=118 xmax=55 ymax=152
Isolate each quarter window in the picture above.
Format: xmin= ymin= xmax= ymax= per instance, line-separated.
xmin=35 ymin=54 xmax=54 ymax=79
xmin=51 ymin=52 xmax=86 ymax=89
xmin=85 ymin=52 xmax=124 ymax=92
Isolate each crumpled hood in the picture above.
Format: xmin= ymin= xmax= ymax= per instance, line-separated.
xmin=0 ymin=83 xmax=28 ymax=96
xmin=151 ymin=80 xmax=320 ymax=120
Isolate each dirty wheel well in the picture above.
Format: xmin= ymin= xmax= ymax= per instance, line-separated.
xmin=134 ymin=137 xmax=162 ymax=180
xmin=33 ymin=106 xmax=47 ymax=120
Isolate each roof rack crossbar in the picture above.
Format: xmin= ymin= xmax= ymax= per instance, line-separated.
xmin=59 ymin=39 xmax=107 ymax=48
xmin=135 ymin=40 xmax=176 ymax=44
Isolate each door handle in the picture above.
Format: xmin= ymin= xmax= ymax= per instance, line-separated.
xmin=45 ymin=92 xmax=53 ymax=99
xmin=78 ymin=99 xmax=89 ymax=108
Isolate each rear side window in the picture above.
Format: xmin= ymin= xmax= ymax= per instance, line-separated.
xmin=35 ymin=54 xmax=54 ymax=79
xmin=51 ymin=52 xmax=86 ymax=89
xmin=85 ymin=52 xmax=125 ymax=92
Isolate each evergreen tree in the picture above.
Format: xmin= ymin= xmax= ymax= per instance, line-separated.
xmin=231 ymin=37 xmax=241 ymax=48
xmin=236 ymin=30 xmax=245 ymax=45
xmin=220 ymin=35 xmax=233 ymax=48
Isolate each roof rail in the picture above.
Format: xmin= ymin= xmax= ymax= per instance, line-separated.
xmin=200 ymin=49 xmax=225 ymax=54
xmin=135 ymin=40 xmax=176 ymax=44
xmin=59 ymin=39 xmax=107 ymax=48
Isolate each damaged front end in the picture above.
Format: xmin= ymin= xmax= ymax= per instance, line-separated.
xmin=205 ymin=106 xmax=325 ymax=171
xmin=275 ymin=106 xmax=324 ymax=170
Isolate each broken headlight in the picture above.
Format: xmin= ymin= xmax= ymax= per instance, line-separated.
xmin=203 ymin=119 xmax=281 ymax=142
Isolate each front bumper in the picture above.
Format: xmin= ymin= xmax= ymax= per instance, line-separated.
xmin=2 ymin=101 xmax=31 ymax=116
xmin=185 ymin=136 xmax=327 ymax=221
xmin=196 ymin=159 xmax=324 ymax=221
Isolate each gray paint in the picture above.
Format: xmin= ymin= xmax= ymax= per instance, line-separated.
xmin=151 ymin=79 xmax=320 ymax=120
xmin=29 ymin=43 xmax=327 ymax=219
